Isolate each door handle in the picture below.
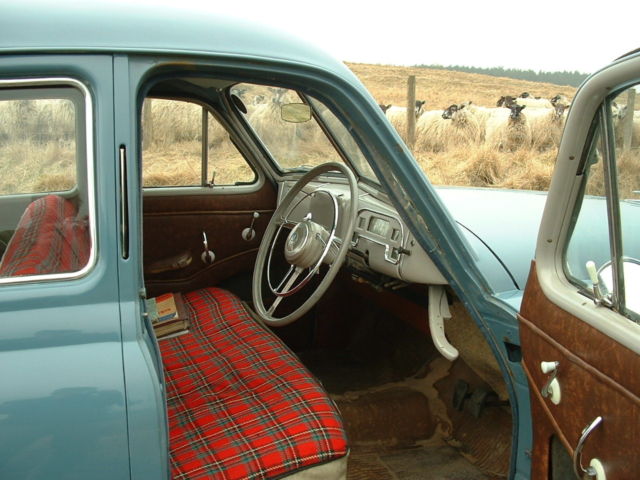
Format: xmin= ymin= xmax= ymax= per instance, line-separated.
xmin=201 ymin=231 xmax=215 ymax=264
xmin=573 ymin=416 xmax=606 ymax=479
xmin=540 ymin=361 xmax=561 ymax=405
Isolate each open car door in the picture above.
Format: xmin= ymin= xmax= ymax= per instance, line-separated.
xmin=519 ymin=53 xmax=640 ymax=479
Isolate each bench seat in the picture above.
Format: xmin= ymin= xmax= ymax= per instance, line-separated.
xmin=158 ymin=287 xmax=348 ymax=480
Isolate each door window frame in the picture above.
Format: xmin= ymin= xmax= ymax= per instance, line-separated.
xmin=0 ymin=77 xmax=97 ymax=285
xmin=534 ymin=56 xmax=640 ymax=355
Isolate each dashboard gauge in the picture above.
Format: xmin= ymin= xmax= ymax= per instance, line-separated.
xmin=368 ymin=216 xmax=390 ymax=237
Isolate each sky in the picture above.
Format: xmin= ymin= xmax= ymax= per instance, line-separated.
xmin=128 ymin=0 xmax=637 ymax=74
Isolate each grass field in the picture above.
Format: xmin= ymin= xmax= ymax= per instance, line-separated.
xmin=345 ymin=62 xmax=578 ymax=191
xmin=3 ymin=64 xmax=637 ymax=195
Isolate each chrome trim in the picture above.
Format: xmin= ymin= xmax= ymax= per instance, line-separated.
xmin=354 ymin=208 xmax=406 ymax=265
xmin=573 ymin=416 xmax=603 ymax=479
xmin=0 ymin=77 xmax=97 ymax=285
xmin=602 ymin=103 xmax=625 ymax=311
xmin=119 ymin=146 xmax=129 ymax=259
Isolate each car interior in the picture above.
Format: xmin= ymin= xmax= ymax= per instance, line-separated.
xmin=0 ymin=72 xmax=514 ymax=479
xmin=138 ymin=72 xmax=515 ymax=479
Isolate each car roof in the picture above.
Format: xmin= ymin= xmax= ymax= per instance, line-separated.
xmin=1 ymin=3 xmax=354 ymax=80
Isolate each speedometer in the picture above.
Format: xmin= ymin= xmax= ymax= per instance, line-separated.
xmin=368 ymin=216 xmax=390 ymax=237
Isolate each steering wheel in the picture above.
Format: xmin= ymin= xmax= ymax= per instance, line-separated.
xmin=252 ymin=162 xmax=358 ymax=326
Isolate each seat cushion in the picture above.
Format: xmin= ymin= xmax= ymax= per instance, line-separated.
xmin=159 ymin=287 xmax=348 ymax=480
xmin=0 ymin=195 xmax=90 ymax=277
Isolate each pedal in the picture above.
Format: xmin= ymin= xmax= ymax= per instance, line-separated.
xmin=453 ymin=380 xmax=471 ymax=411
xmin=467 ymin=387 xmax=509 ymax=418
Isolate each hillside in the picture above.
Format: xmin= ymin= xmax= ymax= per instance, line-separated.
xmin=346 ymin=62 xmax=577 ymax=111
xmin=344 ymin=62 xmax=579 ymax=190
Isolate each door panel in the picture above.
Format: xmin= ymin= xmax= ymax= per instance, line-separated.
xmin=143 ymin=185 xmax=276 ymax=295
xmin=520 ymin=265 xmax=640 ymax=479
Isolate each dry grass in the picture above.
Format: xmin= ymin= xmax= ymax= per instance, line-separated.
xmin=3 ymin=64 xmax=636 ymax=195
xmin=344 ymin=62 xmax=582 ymax=190
xmin=0 ymin=141 xmax=76 ymax=195
xmin=0 ymin=99 xmax=76 ymax=194
xmin=346 ymin=62 xmax=576 ymax=112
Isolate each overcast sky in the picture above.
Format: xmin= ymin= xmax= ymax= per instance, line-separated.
xmin=134 ymin=0 xmax=636 ymax=74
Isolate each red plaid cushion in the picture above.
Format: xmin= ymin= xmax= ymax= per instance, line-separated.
xmin=0 ymin=195 xmax=90 ymax=277
xmin=159 ymin=288 xmax=348 ymax=479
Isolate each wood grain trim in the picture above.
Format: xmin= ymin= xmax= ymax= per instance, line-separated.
xmin=520 ymin=315 xmax=640 ymax=407
xmin=521 ymin=360 xmax=573 ymax=456
xmin=520 ymin=263 xmax=640 ymax=397
xmin=144 ymin=209 xmax=275 ymax=217
xmin=520 ymin=263 xmax=640 ymax=478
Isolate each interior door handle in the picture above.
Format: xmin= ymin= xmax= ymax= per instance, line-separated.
xmin=540 ymin=361 xmax=561 ymax=405
xmin=573 ymin=416 xmax=606 ymax=479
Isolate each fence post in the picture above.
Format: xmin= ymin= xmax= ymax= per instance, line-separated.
xmin=407 ymin=75 xmax=416 ymax=151
xmin=622 ymin=89 xmax=636 ymax=152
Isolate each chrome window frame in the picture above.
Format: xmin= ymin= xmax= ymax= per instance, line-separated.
xmin=0 ymin=77 xmax=97 ymax=285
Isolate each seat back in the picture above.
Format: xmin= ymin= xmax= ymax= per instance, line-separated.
xmin=0 ymin=195 xmax=90 ymax=277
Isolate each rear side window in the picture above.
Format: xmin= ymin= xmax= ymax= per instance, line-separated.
xmin=0 ymin=81 xmax=94 ymax=282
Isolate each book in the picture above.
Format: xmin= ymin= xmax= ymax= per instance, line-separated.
xmin=153 ymin=318 xmax=190 ymax=338
xmin=146 ymin=292 xmax=190 ymax=339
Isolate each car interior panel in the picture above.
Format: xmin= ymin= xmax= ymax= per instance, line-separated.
xmin=519 ymin=265 xmax=640 ymax=479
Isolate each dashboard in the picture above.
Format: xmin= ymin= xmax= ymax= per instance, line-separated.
xmin=278 ymin=179 xmax=447 ymax=286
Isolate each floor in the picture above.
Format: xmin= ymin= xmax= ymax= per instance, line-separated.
xmin=348 ymin=444 xmax=501 ymax=480
xmin=294 ymin=299 xmax=511 ymax=480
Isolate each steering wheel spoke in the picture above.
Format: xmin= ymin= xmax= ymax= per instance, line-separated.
xmin=267 ymin=266 xmax=303 ymax=315
xmin=273 ymin=264 xmax=298 ymax=293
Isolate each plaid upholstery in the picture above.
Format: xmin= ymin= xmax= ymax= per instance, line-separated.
xmin=159 ymin=287 xmax=348 ymax=480
xmin=0 ymin=195 xmax=90 ymax=277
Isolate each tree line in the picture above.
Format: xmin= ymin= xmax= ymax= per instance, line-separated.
xmin=415 ymin=64 xmax=589 ymax=87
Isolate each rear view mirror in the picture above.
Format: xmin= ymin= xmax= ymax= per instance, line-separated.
xmin=281 ymin=103 xmax=311 ymax=123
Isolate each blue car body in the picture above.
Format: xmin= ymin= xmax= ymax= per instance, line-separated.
xmin=9 ymin=3 xmax=632 ymax=479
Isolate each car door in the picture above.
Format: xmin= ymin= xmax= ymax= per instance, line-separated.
xmin=0 ymin=56 xmax=132 ymax=479
xmin=125 ymin=59 xmax=277 ymax=298
xmin=520 ymin=53 xmax=640 ymax=479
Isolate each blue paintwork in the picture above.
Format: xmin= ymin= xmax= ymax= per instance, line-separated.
xmin=436 ymin=187 xmax=548 ymax=293
xmin=0 ymin=3 xmax=539 ymax=479
xmin=1 ymin=3 xmax=356 ymax=82
xmin=0 ymin=54 xmax=135 ymax=479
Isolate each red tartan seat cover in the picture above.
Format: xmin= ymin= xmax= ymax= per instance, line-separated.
xmin=0 ymin=194 xmax=90 ymax=277
xmin=159 ymin=287 xmax=348 ymax=479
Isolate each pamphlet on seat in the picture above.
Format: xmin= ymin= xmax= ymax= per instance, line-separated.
xmin=146 ymin=292 xmax=189 ymax=339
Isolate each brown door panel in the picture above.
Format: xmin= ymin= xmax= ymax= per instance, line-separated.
xmin=143 ymin=185 xmax=277 ymax=295
xmin=520 ymin=264 xmax=640 ymax=479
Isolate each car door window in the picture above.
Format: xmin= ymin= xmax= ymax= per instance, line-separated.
xmin=564 ymin=85 xmax=640 ymax=320
xmin=0 ymin=82 xmax=94 ymax=280
xmin=141 ymin=98 xmax=256 ymax=187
